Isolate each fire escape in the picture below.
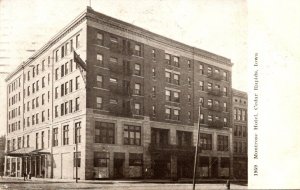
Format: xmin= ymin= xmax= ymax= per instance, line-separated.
xmin=108 ymin=39 xmax=134 ymax=117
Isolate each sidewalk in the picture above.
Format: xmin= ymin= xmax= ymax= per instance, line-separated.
xmin=1 ymin=176 xmax=247 ymax=185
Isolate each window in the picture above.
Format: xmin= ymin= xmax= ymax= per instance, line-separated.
xmin=42 ymin=77 xmax=45 ymax=88
xmin=242 ymin=110 xmax=246 ymax=121
xmin=42 ymin=111 xmax=45 ymax=122
xmin=200 ymin=133 xmax=212 ymax=150
xmin=96 ymin=97 xmax=102 ymax=109
xmin=188 ymin=111 xmax=191 ymax=120
xmin=152 ymin=105 xmax=156 ymax=116
xmin=152 ymin=86 xmax=156 ymax=98
xmin=36 ymin=133 xmax=39 ymax=149
xmin=199 ymin=64 xmax=203 ymax=74
xmin=110 ymin=36 xmax=118 ymax=43
xmin=27 ymin=71 xmax=30 ymax=81
xmin=110 ymin=77 xmax=117 ymax=83
xmin=217 ymin=135 xmax=228 ymax=151
xmin=173 ymin=91 xmax=180 ymax=102
xmin=69 ymin=79 xmax=73 ymax=92
xmin=61 ymin=103 xmax=65 ymax=116
xmin=27 ymin=135 xmax=29 ymax=147
xmin=76 ymin=34 xmax=80 ymax=48
xmin=65 ymin=62 xmax=69 ymax=75
xmin=18 ymin=137 xmax=21 ymax=149
xmin=165 ymin=108 xmax=171 ymax=119
xmin=188 ymin=94 xmax=191 ymax=103
xmin=208 ymin=115 xmax=212 ymax=122
xmin=110 ymin=99 xmax=117 ymax=104
xmin=129 ymin=153 xmax=143 ymax=167
xmin=200 ymin=113 xmax=204 ymax=123
xmin=32 ymin=83 xmax=35 ymax=93
xmin=97 ymin=75 xmax=103 ymax=88
xmin=224 ymin=118 xmax=228 ymax=127
xmin=224 ymin=102 xmax=227 ymax=111
xmin=53 ymin=128 xmax=58 ymax=146
xmin=208 ymin=67 xmax=212 ymax=75
xmin=64 ymin=102 xmax=68 ymax=115
xmin=173 ymin=73 xmax=180 ymax=85
xmin=97 ymin=33 xmax=103 ymax=45
xmin=61 ymin=46 xmax=65 ymax=58
xmin=75 ymin=122 xmax=81 ymax=144
xmin=134 ymin=83 xmax=141 ymax=95
xmin=152 ymin=68 xmax=156 ymax=78
xmin=41 ymin=131 xmax=44 ymax=149
xmin=55 ymin=87 xmax=58 ymax=99
xmin=174 ymin=56 xmax=179 ymax=67
xmin=74 ymin=152 xmax=81 ymax=167
xmin=188 ymin=77 xmax=192 ymax=86
xmin=208 ymin=99 xmax=212 ymax=107
xmin=61 ymin=64 xmax=65 ymax=78
xmin=223 ymin=87 xmax=227 ymax=96
xmin=152 ymin=49 xmax=156 ymax=60
xmin=94 ymin=152 xmax=109 ymax=167
xmin=75 ymin=76 xmax=80 ymax=90
xmin=124 ymin=125 xmax=141 ymax=145
xmin=65 ymin=43 xmax=69 ymax=55
xmin=134 ymin=63 xmax=141 ymax=76
xmin=165 ymin=72 xmax=171 ymax=83
xmin=207 ymin=82 xmax=212 ymax=90
xmin=134 ymin=44 xmax=141 ymax=56
xmin=55 ymin=106 xmax=58 ymax=117
xmin=65 ymin=81 xmax=69 ymax=95
xmin=95 ymin=122 xmax=115 ymax=144
xmin=165 ymin=90 xmax=171 ymax=101
xmin=55 ymin=68 xmax=59 ymax=80
xmin=63 ymin=125 xmax=69 ymax=145
xmin=69 ymin=100 xmax=73 ymax=113
xmin=97 ymin=54 xmax=103 ymax=65
xmin=61 ymin=83 xmax=65 ymax=97
xmin=188 ymin=60 xmax=191 ymax=68
xmin=173 ymin=109 xmax=180 ymax=120
xmin=32 ymin=66 xmax=35 ymax=78
xmin=134 ymin=103 xmax=141 ymax=115
xmin=223 ymin=71 xmax=228 ymax=80
xmin=165 ymin=54 xmax=171 ymax=64
xmin=75 ymin=97 xmax=80 ymax=111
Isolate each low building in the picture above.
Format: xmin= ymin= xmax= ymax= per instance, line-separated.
xmin=232 ymin=89 xmax=248 ymax=179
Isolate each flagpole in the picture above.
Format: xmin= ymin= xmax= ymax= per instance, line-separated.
xmin=193 ymin=99 xmax=202 ymax=190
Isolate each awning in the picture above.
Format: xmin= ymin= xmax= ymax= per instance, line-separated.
xmin=5 ymin=147 xmax=35 ymax=157
xmin=6 ymin=148 xmax=51 ymax=157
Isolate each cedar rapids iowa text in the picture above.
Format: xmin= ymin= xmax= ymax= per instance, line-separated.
xmin=253 ymin=53 xmax=259 ymax=176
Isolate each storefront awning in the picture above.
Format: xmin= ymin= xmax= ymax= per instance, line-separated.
xmin=6 ymin=148 xmax=51 ymax=157
xmin=5 ymin=147 xmax=35 ymax=157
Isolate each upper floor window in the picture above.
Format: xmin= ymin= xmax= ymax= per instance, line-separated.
xmin=110 ymin=36 xmax=118 ymax=43
xmin=110 ymin=57 xmax=117 ymax=63
xmin=188 ymin=60 xmax=191 ymax=68
xmin=223 ymin=71 xmax=228 ymax=80
xmin=207 ymin=67 xmax=212 ymax=75
xmin=134 ymin=44 xmax=142 ymax=57
xmin=165 ymin=54 xmax=171 ymax=64
xmin=97 ymin=54 xmax=103 ymax=65
xmin=134 ymin=63 xmax=141 ymax=76
xmin=76 ymin=34 xmax=80 ymax=49
xmin=97 ymin=33 xmax=103 ymax=45
xmin=173 ymin=109 xmax=180 ymax=120
xmin=217 ymin=135 xmax=229 ymax=151
xmin=134 ymin=83 xmax=141 ymax=95
xmin=63 ymin=125 xmax=69 ymax=145
xmin=53 ymin=128 xmax=58 ymax=146
xmin=165 ymin=72 xmax=171 ymax=83
xmin=199 ymin=64 xmax=203 ymax=74
xmin=134 ymin=103 xmax=141 ymax=115
xmin=96 ymin=97 xmax=103 ymax=109
xmin=95 ymin=122 xmax=115 ymax=144
xmin=124 ymin=125 xmax=141 ymax=145
xmin=199 ymin=81 xmax=204 ymax=91
xmin=97 ymin=75 xmax=103 ymax=88
xmin=174 ymin=56 xmax=179 ymax=67
xmin=152 ymin=49 xmax=156 ymax=60
xmin=173 ymin=73 xmax=180 ymax=85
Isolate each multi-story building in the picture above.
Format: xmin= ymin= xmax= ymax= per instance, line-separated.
xmin=5 ymin=7 xmax=233 ymax=180
xmin=232 ymin=89 xmax=248 ymax=179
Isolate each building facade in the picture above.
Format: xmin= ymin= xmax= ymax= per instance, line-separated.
xmin=5 ymin=7 xmax=234 ymax=180
xmin=232 ymin=89 xmax=248 ymax=179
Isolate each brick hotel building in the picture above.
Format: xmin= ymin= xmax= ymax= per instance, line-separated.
xmin=232 ymin=89 xmax=248 ymax=179
xmin=4 ymin=7 xmax=234 ymax=180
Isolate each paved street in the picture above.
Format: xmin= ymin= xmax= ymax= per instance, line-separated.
xmin=0 ymin=178 xmax=247 ymax=189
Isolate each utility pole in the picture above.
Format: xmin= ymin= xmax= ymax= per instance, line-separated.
xmin=75 ymin=127 xmax=78 ymax=183
xmin=192 ymin=99 xmax=202 ymax=190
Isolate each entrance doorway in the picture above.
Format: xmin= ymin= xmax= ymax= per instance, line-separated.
xmin=211 ymin=157 xmax=218 ymax=178
xmin=114 ymin=152 xmax=125 ymax=179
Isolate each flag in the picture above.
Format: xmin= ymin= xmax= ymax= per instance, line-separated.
xmin=74 ymin=51 xmax=87 ymax=71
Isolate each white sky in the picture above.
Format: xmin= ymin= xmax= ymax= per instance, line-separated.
xmin=0 ymin=0 xmax=248 ymax=135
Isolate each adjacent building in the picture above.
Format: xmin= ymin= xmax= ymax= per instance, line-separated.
xmin=232 ymin=89 xmax=248 ymax=179
xmin=5 ymin=7 xmax=234 ymax=180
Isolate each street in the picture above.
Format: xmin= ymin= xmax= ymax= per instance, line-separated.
xmin=0 ymin=178 xmax=247 ymax=189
